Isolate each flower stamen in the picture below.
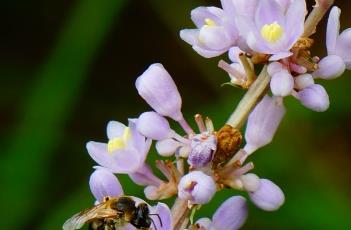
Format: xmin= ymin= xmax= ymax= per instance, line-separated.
xmin=107 ymin=127 xmax=131 ymax=153
xmin=261 ymin=22 xmax=284 ymax=43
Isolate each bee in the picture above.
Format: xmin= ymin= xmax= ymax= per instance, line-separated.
xmin=63 ymin=196 xmax=162 ymax=230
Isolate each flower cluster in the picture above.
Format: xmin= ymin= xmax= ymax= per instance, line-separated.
xmin=181 ymin=1 xmax=350 ymax=112
xmin=64 ymin=1 xmax=350 ymax=230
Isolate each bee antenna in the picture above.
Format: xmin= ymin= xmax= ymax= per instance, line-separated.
xmin=149 ymin=213 xmax=163 ymax=227
xmin=150 ymin=217 xmax=158 ymax=230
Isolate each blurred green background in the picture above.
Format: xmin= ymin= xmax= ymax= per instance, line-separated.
xmin=1 ymin=0 xmax=351 ymax=229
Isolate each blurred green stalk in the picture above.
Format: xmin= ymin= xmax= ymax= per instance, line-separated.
xmin=0 ymin=0 xmax=126 ymax=229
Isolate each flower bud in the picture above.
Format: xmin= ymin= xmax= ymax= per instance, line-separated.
xmin=267 ymin=62 xmax=283 ymax=76
xmin=89 ymin=168 xmax=123 ymax=202
xmin=210 ymin=196 xmax=248 ymax=230
xmin=156 ymin=138 xmax=183 ymax=157
xmin=137 ymin=111 xmax=172 ymax=140
xmin=178 ymin=171 xmax=216 ymax=204
xmin=135 ymin=64 xmax=183 ymax=121
xmin=244 ymin=96 xmax=286 ymax=154
xmin=270 ymin=69 xmax=294 ymax=97
xmin=298 ymin=84 xmax=330 ymax=112
xmin=188 ymin=132 xmax=217 ymax=168
xmin=249 ymin=179 xmax=285 ymax=211
xmin=240 ymin=173 xmax=260 ymax=192
xmin=313 ymin=55 xmax=345 ymax=80
xmin=294 ymin=73 xmax=314 ymax=90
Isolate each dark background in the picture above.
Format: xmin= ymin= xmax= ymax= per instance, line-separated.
xmin=1 ymin=0 xmax=351 ymax=229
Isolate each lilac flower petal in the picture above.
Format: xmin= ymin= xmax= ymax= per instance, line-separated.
xmin=191 ymin=6 xmax=224 ymax=28
xmin=245 ymin=96 xmax=286 ymax=154
xmin=298 ymin=84 xmax=330 ymax=112
xmin=220 ymin=0 xmax=236 ymax=16
xmin=335 ymin=28 xmax=351 ymax=69
xmin=137 ymin=112 xmax=172 ymax=140
xmin=89 ymin=168 xmax=123 ymax=202
xmin=128 ymin=119 xmax=152 ymax=159
xmin=255 ymin=0 xmax=284 ymax=29
xmin=192 ymin=45 xmax=226 ymax=58
xmin=188 ymin=132 xmax=217 ymax=168
xmin=294 ymin=73 xmax=314 ymax=90
xmin=270 ymin=70 xmax=294 ymax=97
xmin=228 ymin=47 xmax=244 ymax=63
xmin=269 ymin=51 xmax=293 ymax=61
xmin=247 ymin=32 xmax=270 ymax=53
xmin=151 ymin=203 xmax=172 ymax=230
xmin=267 ymin=62 xmax=284 ymax=76
xmin=211 ymin=196 xmax=248 ymax=230
xmin=135 ymin=64 xmax=183 ymax=121
xmin=156 ymin=138 xmax=183 ymax=157
xmin=249 ymin=179 xmax=285 ymax=211
xmin=240 ymin=173 xmax=261 ymax=192
xmin=199 ymin=26 xmax=233 ymax=50
xmin=275 ymin=0 xmax=293 ymax=12
xmin=232 ymin=0 xmax=258 ymax=19
xmin=313 ymin=55 xmax=345 ymax=80
xmin=86 ymin=141 xmax=142 ymax=173
xmin=327 ymin=6 xmax=341 ymax=54
xmin=284 ymin=0 xmax=306 ymax=43
xmin=178 ymin=171 xmax=216 ymax=204
xmin=180 ymin=29 xmax=200 ymax=46
xmin=129 ymin=164 xmax=163 ymax=187
xmin=106 ymin=121 xmax=126 ymax=140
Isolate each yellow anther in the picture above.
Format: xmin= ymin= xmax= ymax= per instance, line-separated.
xmin=122 ymin=127 xmax=131 ymax=142
xmin=107 ymin=127 xmax=131 ymax=153
xmin=260 ymin=22 xmax=284 ymax=43
xmin=204 ymin=18 xmax=216 ymax=27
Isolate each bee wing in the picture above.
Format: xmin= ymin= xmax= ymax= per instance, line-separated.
xmin=63 ymin=201 xmax=118 ymax=230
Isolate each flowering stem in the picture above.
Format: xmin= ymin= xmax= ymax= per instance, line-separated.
xmin=226 ymin=65 xmax=271 ymax=129
xmin=303 ymin=0 xmax=335 ymax=37
xmin=171 ymin=198 xmax=190 ymax=230
xmin=178 ymin=117 xmax=195 ymax=135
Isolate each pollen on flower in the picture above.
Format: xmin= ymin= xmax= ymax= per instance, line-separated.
xmin=260 ymin=22 xmax=284 ymax=43
xmin=204 ymin=18 xmax=216 ymax=27
xmin=107 ymin=127 xmax=131 ymax=153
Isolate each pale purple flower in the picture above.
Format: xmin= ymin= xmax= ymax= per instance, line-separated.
xmin=238 ymin=0 xmax=306 ymax=60
xmin=195 ymin=196 xmax=248 ymax=230
xmin=313 ymin=55 xmax=345 ymax=80
xmin=156 ymin=138 xmax=184 ymax=157
xmin=180 ymin=6 xmax=238 ymax=58
xmin=244 ymin=96 xmax=286 ymax=155
xmin=314 ymin=6 xmax=351 ymax=79
xmin=188 ymin=132 xmax=217 ymax=168
xmin=240 ymin=173 xmax=260 ymax=192
xmin=129 ymin=164 xmax=163 ymax=187
xmin=270 ymin=68 xmax=294 ymax=97
xmin=89 ymin=167 xmax=123 ymax=202
xmin=249 ymin=179 xmax=285 ymax=211
xmin=135 ymin=63 xmax=183 ymax=121
xmin=218 ymin=47 xmax=255 ymax=85
xmin=178 ymin=171 xmax=216 ymax=204
xmin=136 ymin=63 xmax=194 ymax=134
xmin=294 ymin=73 xmax=314 ymax=90
xmin=137 ymin=111 xmax=173 ymax=141
xmin=86 ymin=119 xmax=151 ymax=173
xmin=298 ymin=84 xmax=330 ymax=112
xmin=326 ymin=7 xmax=351 ymax=69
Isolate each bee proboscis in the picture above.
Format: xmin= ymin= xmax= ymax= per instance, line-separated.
xmin=63 ymin=196 xmax=162 ymax=230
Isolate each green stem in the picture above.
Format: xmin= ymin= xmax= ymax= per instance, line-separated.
xmin=226 ymin=66 xmax=271 ymax=129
